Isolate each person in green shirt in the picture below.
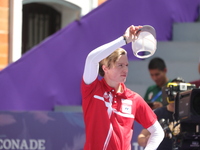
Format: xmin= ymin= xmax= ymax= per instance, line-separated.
xmin=144 ymin=57 xmax=171 ymax=109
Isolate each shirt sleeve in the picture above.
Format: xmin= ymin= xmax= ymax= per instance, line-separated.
xmin=135 ymin=94 xmax=157 ymax=129
xmin=83 ymin=36 xmax=126 ymax=84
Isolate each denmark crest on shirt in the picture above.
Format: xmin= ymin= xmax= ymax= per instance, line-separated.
xmin=121 ymin=99 xmax=132 ymax=114
xmin=103 ymin=92 xmax=110 ymax=101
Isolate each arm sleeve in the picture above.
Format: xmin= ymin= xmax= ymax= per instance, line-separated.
xmin=144 ymin=120 xmax=164 ymax=150
xmin=83 ymin=36 xmax=126 ymax=84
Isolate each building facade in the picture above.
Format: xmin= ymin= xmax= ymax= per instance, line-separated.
xmin=0 ymin=0 xmax=106 ymax=70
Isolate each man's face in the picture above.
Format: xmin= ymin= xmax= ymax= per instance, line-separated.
xmin=104 ymin=55 xmax=128 ymax=84
xmin=149 ymin=68 xmax=167 ymax=87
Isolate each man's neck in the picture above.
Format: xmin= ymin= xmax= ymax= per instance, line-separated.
xmin=159 ymin=78 xmax=169 ymax=88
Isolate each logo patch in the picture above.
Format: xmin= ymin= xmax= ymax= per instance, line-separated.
xmin=103 ymin=92 xmax=109 ymax=99
xmin=122 ymin=105 xmax=132 ymax=114
xmin=121 ymin=99 xmax=132 ymax=114
xmin=148 ymin=92 xmax=153 ymax=100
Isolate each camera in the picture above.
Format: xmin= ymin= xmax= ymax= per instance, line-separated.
xmin=175 ymin=88 xmax=200 ymax=123
xmin=163 ymin=81 xmax=200 ymax=149
xmin=163 ymin=82 xmax=196 ymax=104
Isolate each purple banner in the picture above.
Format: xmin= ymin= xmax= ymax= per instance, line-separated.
xmin=0 ymin=0 xmax=199 ymax=111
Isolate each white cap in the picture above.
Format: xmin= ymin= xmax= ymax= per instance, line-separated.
xmin=132 ymin=25 xmax=157 ymax=59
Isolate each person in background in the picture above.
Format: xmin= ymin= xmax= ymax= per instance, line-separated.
xmin=81 ymin=25 xmax=164 ymax=150
xmin=137 ymin=77 xmax=185 ymax=150
xmin=144 ymin=57 xmax=171 ymax=109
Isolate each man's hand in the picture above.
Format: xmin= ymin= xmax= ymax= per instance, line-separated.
xmin=152 ymin=101 xmax=163 ymax=110
xmin=137 ymin=129 xmax=150 ymax=147
xmin=123 ymin=25 xmax=143 ymax=44
xmin=147 ymin=101 xmax=163 ymax=110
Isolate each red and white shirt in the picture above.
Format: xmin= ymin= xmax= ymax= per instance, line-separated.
xmin=81 ymin=78 xmax=157 ymax=150
xmin=81 ymin=36 xmax=161 ymax=150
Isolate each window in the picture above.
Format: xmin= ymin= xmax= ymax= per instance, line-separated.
xmin=22 ymin=3 xmax=61 ymax=54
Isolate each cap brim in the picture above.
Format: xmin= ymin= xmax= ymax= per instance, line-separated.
xmin=137 ymin=25 xmax=156 ymax=39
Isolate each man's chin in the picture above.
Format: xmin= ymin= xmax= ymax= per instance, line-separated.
xmin=155 ymin=82 xmax=161 ymax=87
xmin=121 ymin=78 xmax=126 ymax=83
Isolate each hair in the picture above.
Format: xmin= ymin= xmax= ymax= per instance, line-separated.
xmin=99 ymin=48 xmax=127 ymax=77
xmin=148 ymin=57 xmax=166 ymax=71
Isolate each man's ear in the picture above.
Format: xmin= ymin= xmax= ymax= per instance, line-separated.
xmin=102 ymin=65 xmax=108 ymax=73
xmin=164 ymin=68 xmax=167 ymax=73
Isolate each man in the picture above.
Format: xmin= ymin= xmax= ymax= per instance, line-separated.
xmin=144 ymin=57 xmax=171 ymax=109
xmin=138 ymin=77 xmax=187 ymax=150
xmin=81 ymin=25 xmax=164 ymax=150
